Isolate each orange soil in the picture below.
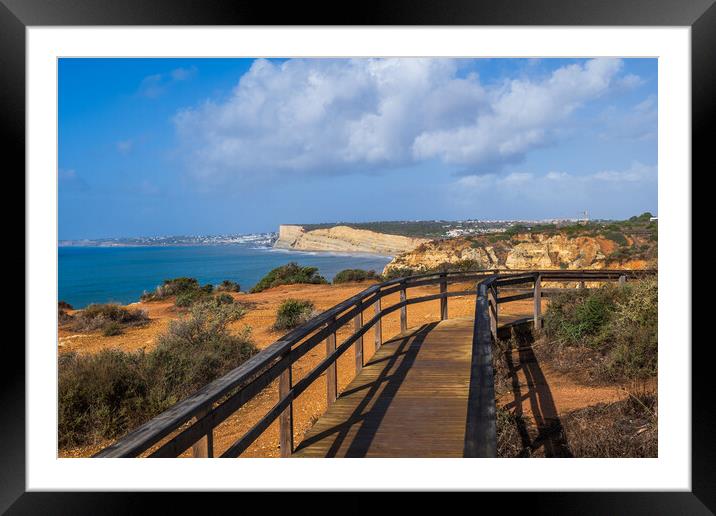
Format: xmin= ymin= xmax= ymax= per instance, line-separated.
xmin=58 ymin=281 xmax=634 ymax=458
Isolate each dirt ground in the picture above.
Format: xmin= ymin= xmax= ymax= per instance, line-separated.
xmin=58 ymin=281 xmax=641 ymax=458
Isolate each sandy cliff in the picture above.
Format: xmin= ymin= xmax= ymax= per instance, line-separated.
xmin=273 ymin=224 xmax=429 ymax=255
xmin=383 ymin=232 xmax=654 ymax=275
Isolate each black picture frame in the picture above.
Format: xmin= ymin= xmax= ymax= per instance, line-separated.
xmin=6 ymin=0 xmax=707 ymax=512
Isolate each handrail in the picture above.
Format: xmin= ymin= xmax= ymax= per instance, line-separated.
xmin=94 ymin=268 xmax=656 ymax=458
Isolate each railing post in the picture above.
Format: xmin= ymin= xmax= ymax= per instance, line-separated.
xmin=354 ymin=301 xmax=363 ymax=375
xmin=278 ymin=363 xmax=293 ymax=457
xmin=374 ymin=297 xmax=382 ymax=351
xmin=191 ymin=406 xmax=213 ymax=458
xmin=440 ymin=272 xmax=447 ymax=321
xmin=619 ymin=274 xmax=626 ymax=286
xmin=440 ymin=272 xmax=448 ymax=320
xmin=488 ymin=285 xmax=498 ymax=341
xmin=400 ymin=282 xmax=408 ymax=333
xmin=326 ymin=317 xmax=337 ymax=407
xmin=533 ymin=273 xmax=542 ymax=331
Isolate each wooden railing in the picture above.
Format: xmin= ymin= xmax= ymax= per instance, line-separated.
xmin=94 ymin=268 xmax=655 ymax=458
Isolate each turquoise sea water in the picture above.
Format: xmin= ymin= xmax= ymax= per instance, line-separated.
xmin=58 ymin=245 xmax=393 ymax=309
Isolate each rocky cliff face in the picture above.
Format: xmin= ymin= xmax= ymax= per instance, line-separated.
xmin=383 ymin=232 xmax=654 ymax=275
xmin=273 ymin=224 xmax=429 ymax=256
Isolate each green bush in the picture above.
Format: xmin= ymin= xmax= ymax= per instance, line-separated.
xmin=71 ymin=303 xmax=149 ymax=333
xmin=148 ymin=302 xmax=254 ymax=407
xmin=273 ymin=299 xmax=316 ymax=331
xmin=431 ymin=259 xmax=485 ymax=273
xmin=58 ymin=300 xmax=256 ymax=448
xmin=174 ymin=288 xmax=210 ymax=308
xmin=141 ymin=277 xmax=213 ymax=302
xmin=487 ymin=233 xmax=512 ymax=243
xmin=333 ymin=269 xmax=377 ymax=284
xmin=215 ymin=293 xmax=235 ymax=305
xmin=604 ymin=231 xmax=628 ymax=246
xmin=59 ymin=349 xmax=150 ymax=448
xmin=216 ymin=280 xmax=241 ymax=292
xmin=381 ymin=267 xmax=418 ymax=281
xmin=102 ymin=321 xmax=123 ymax=337
xmin=250 ymin=262 xmax=327 ymax=293
xmin=543 ymin=278 xmax=657 ymax=381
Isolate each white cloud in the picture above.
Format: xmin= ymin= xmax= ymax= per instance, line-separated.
xmin=451 ymin=162 xmax=656 ymax=214
xmin=138 ymin=66 xmax=196 ymax=98
xmin=138 ymin=74 xmax=164 ymax=98
xmin=173 ymin=58 xmax=640 ymax=184
xmin=170 ymin=66 xmax=197 ymax=81
xmin=413 ymin=58 xmax=624 ymax=169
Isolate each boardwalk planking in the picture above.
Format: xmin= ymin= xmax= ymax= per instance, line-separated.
xmin=293 ymin=316 xmax=520 ymax=458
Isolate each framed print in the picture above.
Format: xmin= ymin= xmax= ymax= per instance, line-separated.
xmin=7 ymin=0 xmax=711 ymax=512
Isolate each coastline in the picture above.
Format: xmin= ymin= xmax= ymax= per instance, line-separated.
xmin=59 ymin=244 xmax=393 ymax=309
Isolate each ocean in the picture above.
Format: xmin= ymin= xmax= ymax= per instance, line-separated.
xmin=58 ymin=245 xmax=393 ymax=309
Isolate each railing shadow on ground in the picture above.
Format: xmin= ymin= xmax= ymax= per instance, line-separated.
xmin=501 ymin=324 xmax=572 ymax=457
xmin=293 ymin=322 xmax=437 ymax=457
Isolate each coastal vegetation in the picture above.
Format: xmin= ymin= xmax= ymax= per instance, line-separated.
xmin=493 ymin=277 xmax=657 ymax=457
xmin=541 ymin=277 xmax=657 ymax=381
xmin=250 ymin=262 xmax=327 ymax=293
xmin=216 ymin=279 xmax=241 ymax=292
xmin=273 ymin=299 xmax=316 ymax=331
xmin=381 ymin=259 xmax=486 ymax=280
xmin=140 ymin=276 xmax=243 ymax=308
xmin=333 ymin=268 xmax=378 ymax=284
xmin=58 ymin=300 xmax=256 ymax=448
xmin=63 ymin=303 xmax=150 ymax=336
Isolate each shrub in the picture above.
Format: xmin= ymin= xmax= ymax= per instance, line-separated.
xmin=174 ymin=288 xmax=210 ymax=308
xmin=542 ymin=278 xmax=657 ymax=381
xmin=58 ymin=309 xmax=74 ymax=325
xmin=148 ymin=302 xmax=255 ymax=407
xmin=216 ymin=280 xmax=241 ymax=292
xmin=71 ymin=303 xmax=149 ymax=333
xmin=381 ymin=267 xmax=418 ymax=281
xmin=141 ymin=277 xmax=211 ymax=302
xmin=333 ymin=269 xmax=377 ymax=284
xmin=102 ymin=321 xmax=123 ymax=337
xmin=487 ymin=233 xmax=511 ymax=243
xmin=59 ymin=300 xmax=74 ymax=310
xmin=273 ymin=299 xmax=316 ymax=331
xmin=604 ymin=231 xmax=628 ymax=246
xmin=250 ymin=262 xmax=327 ymax=293
xmin=544 ymin=287 xmax=617 ymax=346
xmin=58 ymin=350 xmax=150 ymax=448
xmin=58 ymin=300 xmax=256 ymax=448
xmin=431 ymin=259 xmax=485 ymax=273
xmin=215 ymin=293 xmax=235 ymax=305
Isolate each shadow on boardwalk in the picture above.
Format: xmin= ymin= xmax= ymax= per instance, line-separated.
xmin=294 ymin=323 xmax=438 ymax=457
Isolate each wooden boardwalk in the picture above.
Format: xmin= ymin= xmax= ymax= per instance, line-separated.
xmin=293 ymin=317 xmax=509 ymax=458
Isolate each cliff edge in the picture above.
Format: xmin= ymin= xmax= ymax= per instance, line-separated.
xmin=383 ymin=231 xmax=656 ymax=276
xmin=273 ymin=224 xmax=429 ymax=256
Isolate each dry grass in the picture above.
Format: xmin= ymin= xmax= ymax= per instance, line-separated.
xmin=560 ymin=384 xmax=657 ymax=458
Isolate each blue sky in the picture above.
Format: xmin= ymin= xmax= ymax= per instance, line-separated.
xmin=59 ymin=58 xmax=657 ymax=239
